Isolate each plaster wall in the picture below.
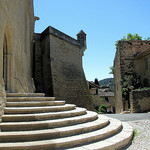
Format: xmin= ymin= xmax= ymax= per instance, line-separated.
xmin=89 ymin=88 xmax=97 ymax=95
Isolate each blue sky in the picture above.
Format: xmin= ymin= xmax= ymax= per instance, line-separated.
xmin=34 ymin=0 xmax=150 ymax=81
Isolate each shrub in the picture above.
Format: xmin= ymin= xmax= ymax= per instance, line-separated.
xmin=115 ymin=33 xmax=142 ymax=46
xmin=133 ymin=129 xmax=139 ymax=140
xmin=94 ymin=78 xmax=99 ymax=86
xmin=91 ymin=95 xmax=94 ymax=102
xmin=98 ymin=104 xmax=107 ymax=113
xmin=100 ymin=97 xmax=105 ymax=101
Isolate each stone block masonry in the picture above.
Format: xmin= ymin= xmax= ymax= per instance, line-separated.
xmin=34 ymin=26 xmax=95 ymax=111
xmin=0 ymin=0 xmax=34 ymax=121
xmin=130 ymin=89 xmax=150 ymax=113
xmin=114 ymin=41 xmax=150 ymax=113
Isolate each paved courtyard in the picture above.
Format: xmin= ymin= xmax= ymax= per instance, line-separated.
xmin=101 ymin=113 xmax=150 ymax=150
xmin=103 ymin=112 xmax=150 ymax=122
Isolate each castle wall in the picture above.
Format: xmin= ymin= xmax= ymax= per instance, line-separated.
xmin=114 ymin=41 xmax=150 ymax=113
xmin=34 ymin=26 xmax=95 ymax=111
xmin=0 ymin=0 xmax=34 ymax=120
xmin=34 ymin=34 xmax=44 ymax=93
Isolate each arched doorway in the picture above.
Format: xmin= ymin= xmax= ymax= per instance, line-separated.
xmin=3 ymin=35 xmax=8 ymax=90
xmin=3 ymin=34 xmax=11 ymax=92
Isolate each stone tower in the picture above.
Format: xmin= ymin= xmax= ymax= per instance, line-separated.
xmin=77 ymin=30 xmax=87 ymax=52
xmin=34 ymin=26 xmax=95 ymax=111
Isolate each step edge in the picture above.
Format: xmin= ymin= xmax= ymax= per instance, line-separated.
xmin=0 ymin=118 xmax=121 ymax=149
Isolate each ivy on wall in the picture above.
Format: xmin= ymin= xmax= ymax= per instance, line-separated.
xmin=121 ymin=74 xmax=141 ymax=100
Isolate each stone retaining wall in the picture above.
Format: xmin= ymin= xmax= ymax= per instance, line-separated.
xmin=130 ymin=89 xmax=150 ymax=113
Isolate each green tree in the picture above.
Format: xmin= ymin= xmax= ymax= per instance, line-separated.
xmin=98 ymin=104 xmax=107 ymax=113
xmin=121 ymin=74 xmax=141 ymax=108
xmin=145 ymin=37 xmax=150 ymax=40
xmin=115 ymin=33 xmax=142 ymax=46
xmin=109 ymin=66 xmax=114 ymax=75
xmin=94 ymin=78 xmax=99 ymax=86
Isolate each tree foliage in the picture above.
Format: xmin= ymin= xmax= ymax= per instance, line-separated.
xmin=109 ymin=66 xmax=114 ymax=75
xmin=145 ymin=37 xmax=150 ymax=40
xmin=121 ymin=74 xmax=141 ymax=100
xmin=94 ymin=78 xmax=99 ymax=86
xmin=98 ymin=104 xmax=107 ymax=113
xmin=115 ymin=33 xmax=142 ymax=46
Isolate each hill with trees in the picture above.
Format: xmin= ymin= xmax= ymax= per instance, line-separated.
xmin=99 ymin=78 xmax=114 ymax=90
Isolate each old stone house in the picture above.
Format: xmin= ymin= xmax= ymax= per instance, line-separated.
xmin=114 ymin=40 xmax=150 ymax=113
xmin=99 ymin=89 xmax=115 ymax=112
xmin=88 ymin=81 xmax=115 ymax=112
xmin=135 ymin=48 xmax=150 ymax=87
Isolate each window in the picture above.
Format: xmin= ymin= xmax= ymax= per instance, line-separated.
xmin=144 ymin=58 xmax=148 ymax=70
xmin=143 ymin=78 xmax=149 ymax=87
xmin=105 ymin=97 xmax=109 ymax=102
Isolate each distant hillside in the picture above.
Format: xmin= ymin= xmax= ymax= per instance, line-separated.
xmin=99 ymin=78 xmax=114 ymax=90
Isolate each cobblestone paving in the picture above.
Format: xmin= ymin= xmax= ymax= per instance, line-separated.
xmin=125 ymin=120 xmax=150 ymax=150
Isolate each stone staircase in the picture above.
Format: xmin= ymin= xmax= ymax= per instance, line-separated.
xmin=0 ymin=93 xmax=133 ymax=150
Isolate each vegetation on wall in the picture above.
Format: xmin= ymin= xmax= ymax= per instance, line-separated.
xmin=90 ymin=95 xmax=94 ymax=102
xmin=100 ymin=97 xmax=105 ymax=101
xmin=98 ymin=104 xmax=107 ymax=113
xmin=115 ymin=33 xmax=142 ymax=46
xmin=109 ymin=66 xmax=114 ymax=75
xmin=121 ymin=74 xmax=141 ymax=100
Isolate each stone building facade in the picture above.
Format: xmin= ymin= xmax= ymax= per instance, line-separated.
xmin=130 ymin=89 xmax=150 ymax=113
xmin=88 ymin=81 xmax=115 ymax=112
xmin=34 ymin=26 xmax=95 ymax=111
xmin=0 ymin=0 xmax=35 ymax=120
xmin=135 ymin=48 xmax=150 ymax=87
xmin=114 ymin=40 xmax=150 ymax=113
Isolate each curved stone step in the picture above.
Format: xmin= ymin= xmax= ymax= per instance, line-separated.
xmin=0 ymin=111 xmax=98 ymax=131
xmin=67 ymin=122 xmax=133 ymax=150
xmin=2 ymin=107 xmax=87 ymax=122
xmin=6 ymin=100 xmax=65 ymax=107
xmin=0 ymin=116 xmax=109 ymax=142
xmin=0 ymin=118 xmax=122 ymax=150
xmin=4 ymin=104 xmax=76 ymax=114
xmin=6 ymin=93 xmax=45 ymax=97
xmin=6 ymin=97 xmax=55 ymax=102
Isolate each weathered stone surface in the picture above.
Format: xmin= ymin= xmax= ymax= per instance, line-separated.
xmin=0 ymin=0 xmax=34 ymax=93
xmin=114 ymin=41 xmax=150 ymax=113
xmin=0 ymin=0 xmax=35 ymax=119
xmin=130 ymin=89 xmax=150 ymax=113
xmin=34 ymin=26 xmax=95 ymax=111
xmin=0 ymin=78 xmax=6 ymax=121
